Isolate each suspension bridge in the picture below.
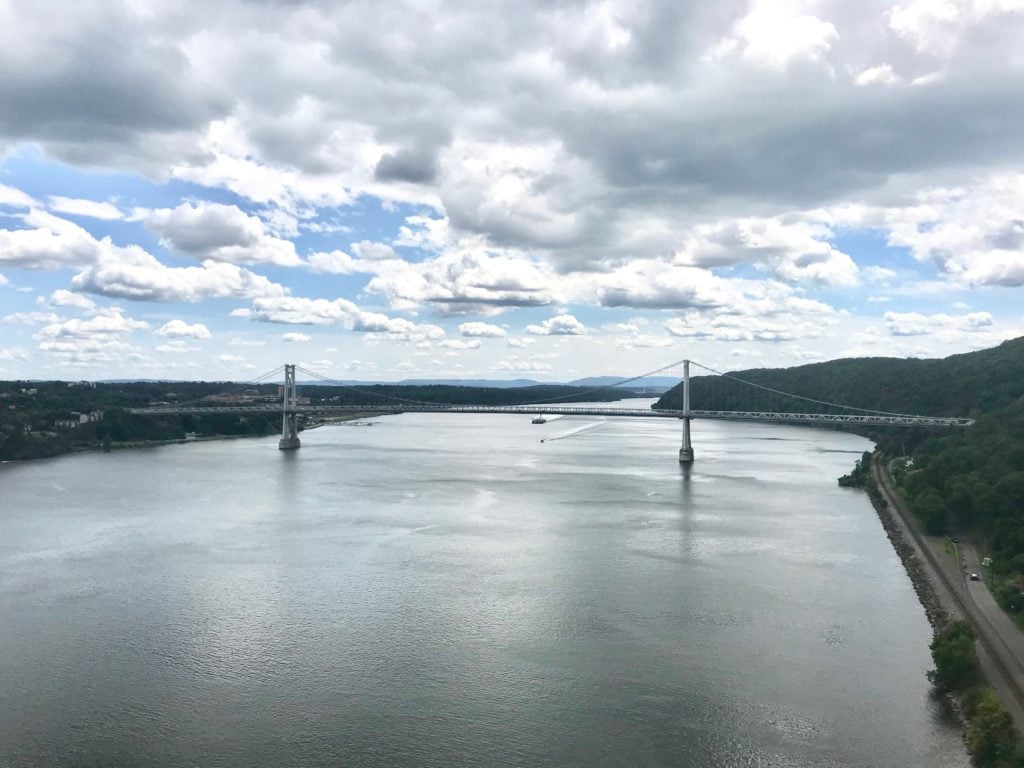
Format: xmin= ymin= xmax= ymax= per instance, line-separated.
xmin=129 ymin=360 xmax=973 ymax=462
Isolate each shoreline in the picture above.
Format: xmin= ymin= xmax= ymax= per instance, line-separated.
xmin=1 ymin=413 xmax=383 ymax=464
xmin=868 ymin=452 xmax=1024 ymax=734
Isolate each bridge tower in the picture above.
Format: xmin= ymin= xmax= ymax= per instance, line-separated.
xmin=679 ymin=359 xmax=694 ymax=463
xmin=279 ymin=363 xmax=301 ymax=450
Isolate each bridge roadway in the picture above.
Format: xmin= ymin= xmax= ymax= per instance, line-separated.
xmin=128 ymin=403 xmax=974 ymax=428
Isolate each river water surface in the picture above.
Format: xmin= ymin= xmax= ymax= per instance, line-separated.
xmin=1 ymin=403 xmax=969 ymax=766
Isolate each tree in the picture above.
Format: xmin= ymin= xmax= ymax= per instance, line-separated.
xmin=914 ymin=488 xmax=948 ymax=534
xmin=928 ymin=621 xmax=980 ymax=692
xmin=967 ymin=689 xmax=1017 ymax=766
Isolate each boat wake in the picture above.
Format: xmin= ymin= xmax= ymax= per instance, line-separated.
xmin=541 ymin=422 xmax=604 ymax=443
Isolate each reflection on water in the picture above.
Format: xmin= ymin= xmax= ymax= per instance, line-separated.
xmin=0 ymin=404 xmax=968 ymax=767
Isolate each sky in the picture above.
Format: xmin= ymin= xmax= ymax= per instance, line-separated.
xmin=1 ymin=0 xmax=1023 ymax=382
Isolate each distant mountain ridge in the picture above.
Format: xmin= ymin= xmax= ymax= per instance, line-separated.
xmin=566 ymin=375 xmax=680 ymax=392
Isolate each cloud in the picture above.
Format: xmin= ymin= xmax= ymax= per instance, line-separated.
xmin=437 ymin=338 xmax=481 ymax=350
xmin=526 ymin=313 xmax=587 ymax=336
xmin=241 ymin=296 xmax=444 ymax=343
xmin=48 ymin=196 xmax=123 ymax=220
xmin=35 ymin=307 xmax=149 ymax=364
xmin=72 ymin=247 xmax=288 ymax=302
xmin=710 ymin=0 xmax=838 ymax=70
xmin=1 ymin=0 xmax=1022 ymax=260
xmin=663 ymin=283 xmax=840 ymax=343
xmin=45 ymin=289 xmax=96 ymax=312
xmin=862 ymin=266 xmax=896 ymax=283
xmin=156 ymin=339 xmax=200 ymax=353
xmin=0 ymin=213 xmax=108 ymax=270
xmin=854 ymin=64 xmax=900 ymax=87
xmin=374 ymin=146 xmax=439 ymax=184
xmin=145 ymin=202 xmax=301 ymax=266
xmin=888 ymin=0 xmax=1023 ymax=55
xmin=155 ymin=319 xmax=212 ymax=339
xmin=884 ymin=310 xmax=994 ymax=337
xmin=350 ymin=241 xmax=399 ymax=261
xmin=458 ymin=321 xmax=507 ymax=337
xmin=674 ymin=217 xmax=859 ymax=287
xmin=365 ymin=247 xmax=558 ymax=315
xmin=0 ymin=346 xmax=29 ymax=362
xmin=281 ymin=332 xmax=311 ymax=342
xmin=0 ymin=184 xmax=36 ymax=209
xmin=494 ymin=359 xmax=552 ymax=372
xmin=3 ymin=311 xmax=61 ymax=325
xmin=2 ymin=1 xmax=1024 ymax=378
xmin=0 ymin=208 xmax=290 ymax=304
xmin=305 ymin=250 xmax=361 ymax=274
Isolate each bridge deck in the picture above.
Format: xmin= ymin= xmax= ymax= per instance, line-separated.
xmin=128 ymin=403 xmax=973 ymax=428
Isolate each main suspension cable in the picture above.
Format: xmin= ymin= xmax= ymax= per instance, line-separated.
xmin=689 ymin=360 xmax=931 ymax=418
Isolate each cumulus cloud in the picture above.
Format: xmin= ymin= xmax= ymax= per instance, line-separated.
xmin=663 ymin=282 xmax=841 ymax=343
xmin=72 ymin=246 xmax=287 ymax=303
xmin=0 ymin=213 xmax=108 ymax=270
xmin=281 ymin=332 xmax=311 ymax=342
xmin=854 ymin=64 xmax=901 ymax=86
xmin=615 ymin=334 xmax=674 ymax=350
xmin=305 ymin=250 xmax=361 ymax=274
xmin=146 ymin=202 xmax=301 ymax=266
xmin=374 ymin=146 xmax=439 ymax=184
xmin=506 ymin=337 xmax=535 ymax=348
xmin=48 ymin=196 xmax=123 ymax=220
xmin=0 ymin=184 xmax=36 ymax=209
xmin=458 ymin=321 xmax=507 ymax=337
xmin=674 ymin=217 xmax=859 ymax=287
xmin=45 ymin=289 xmax=97 ymax=312
xmin=710 ymin=0 xmax=838 ymax=70
xmin=437 ymin=339 xmax=481 ymax=350
xmin=494 ymin=359 xmax=552 ymax=372
xmin=821 ymin=174 xmax=1024 ymax=287
xmin=884 ymin=310 xmax=994 ymax=337
xmin=351 ymin=241 xmax=400 ymax=262
xmin=156 ymin=339 xmax=200 ymax=354
xmin=526 ymin=313 xmax=587 ymax=336
xmin=366 ymin=247 xmax=558 ymax=315
xmin=155 ymin=319 xmax=212 ymax=339
xmin=240 ymin=296 xmax=444 ymax=343
xmin=0 ymin=346 xmax=29 ymax=362
xmin=35 ymin=308 xmax=149 ymax=364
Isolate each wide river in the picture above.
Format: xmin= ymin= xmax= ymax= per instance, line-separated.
xmin=1 ymin=402 xmax=969 ymax=767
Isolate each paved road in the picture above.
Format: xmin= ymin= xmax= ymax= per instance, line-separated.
xmin=873 ymin=457 xmax=1024 ymax=726
xmin=958 ymin=541 xmax=1024 ymax=677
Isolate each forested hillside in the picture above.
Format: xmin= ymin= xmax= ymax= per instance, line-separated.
xmin=655 ymin=336 xmax=1024 ymax=417
xmin=657 ymin=337 xmax=1024 ymax=614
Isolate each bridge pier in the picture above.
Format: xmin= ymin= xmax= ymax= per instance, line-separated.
xmin=279 ymin=364 xmax=301 ymax=450
xmin=679 ymin=417 xmax=694 ymax=463
xmin=679 ymin=359 xmax=694 ymax=463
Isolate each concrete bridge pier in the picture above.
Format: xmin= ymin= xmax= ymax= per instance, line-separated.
xmin=679 ymin=417 xmax=694 ymax=463
xmin=279 ymin=364 xmax=301 ymax=450
xmin=679 ymin=359 xmax=695 ymax=463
